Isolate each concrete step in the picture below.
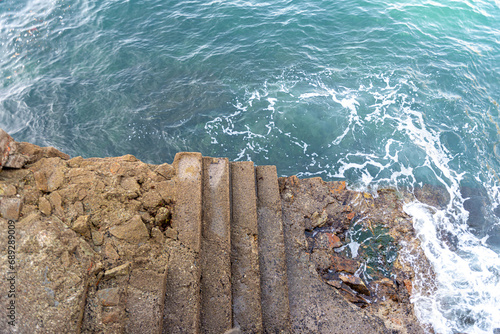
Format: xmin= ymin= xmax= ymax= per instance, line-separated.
xmin=200 ymin=157 xmax=232 ymax=333
xmin=163 ymin=152 xmax=203 ymax=334
xmin=165 ymin=157 xmax=292 ymax=333
xmin=255 ymin=166 xmax=292 ymax=333
xmin=230 ymin=161 xmax=264 ymax=333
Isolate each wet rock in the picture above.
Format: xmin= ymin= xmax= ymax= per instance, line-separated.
xmin=325 ymin=279 xmax=342 ymax=289
xmin=403 ymin=279 xmax=412 ymax=295
xmin=331 ymin=254 xmax=359 ymax=274
xmin=339 ymin=273 xmax=371 ymax=296
xmin=414 ymin=184 xmax=450 ymax=209
xmin=328 ymin=181 xmax=346 ymax=195
xmin=460 ymin=185 xmax=492 ymax=234
xmin=370 ymin=278 xmax=399 ymax=302
xmin=279 ymin=175 xmax=426 ymax=333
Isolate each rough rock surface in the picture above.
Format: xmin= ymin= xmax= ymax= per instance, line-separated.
xmin=279 ymin=176 xmax=432 ymax=334
xmin=1 ymin=132 xmax=175 ymax=334
xmin=0 ymin=129 xmax=431 ymax=333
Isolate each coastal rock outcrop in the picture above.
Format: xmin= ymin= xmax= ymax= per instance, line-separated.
xmin=0 ymin=128 xmax=430 ymax=333
xmin=279 ymin=176 xmax=432 ymax=333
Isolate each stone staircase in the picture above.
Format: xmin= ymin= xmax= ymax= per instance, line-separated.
xmin=163 ymin=152 xmax=292 ymax=334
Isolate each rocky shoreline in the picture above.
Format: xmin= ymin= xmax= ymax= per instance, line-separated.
xmin=0 ymin=128 xmax=431 ymax=333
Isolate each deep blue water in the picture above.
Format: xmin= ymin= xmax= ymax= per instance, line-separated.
xmin=1 ymin=0 xmax=500 ymax=332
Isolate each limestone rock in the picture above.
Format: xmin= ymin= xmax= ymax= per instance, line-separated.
xmin=0 ymin=215 xmax=100 ymax=334
xmin=141 ymin=190 xmax=163 ymax=210
xmin=48 ymin=191 xmax=64 ymax=218
xmin=104 ymin=262 xmax=131 ymax=278
xmin=109 ymin=215 xmax=149 ymax=243
xmin=38 ymin=197 xmax=52 ymax=216
xmin=154 ymin=163 xmax=175 ymax=180
xmin=155 ymin=180 xmax=175 ymax=202
xmin=104 ymin=243 xmax=120 ymax=261
xmin=0 ymin=197 xmax=22 ymax=221
xmin=1 ymin=128 xmax=69 ymax=171
xmin=0 ymin=184 xmax=17 ymax=196
xmin=151 ymin=227 xmax=166 ymax=243
xmin=120 ymin=177 xmax=140 ymax=193
xmin=0 ymin=128 xmax=14 ymax=169
xmin=92 ymin=230 xmax=104 ymax=246
xmin=311 ymin=210 xmax=328 ymax=228
xmin=72 ymin=215 xmax=91 ymax=238
xmin=164 ymin=227 xmax=177 ymax=240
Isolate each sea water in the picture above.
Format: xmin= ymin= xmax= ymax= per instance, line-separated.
xmin=1 ymin=0 xmax=499 ymax=332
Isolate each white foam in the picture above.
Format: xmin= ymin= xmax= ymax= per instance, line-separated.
xmin=203 ymin=71 xmax=500 ymax=332
xmin=405 ymin=201 xmax=500 ymax=333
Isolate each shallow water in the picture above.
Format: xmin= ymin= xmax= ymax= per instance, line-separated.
xmin=1 ymin=0 xmax=500 ymax=332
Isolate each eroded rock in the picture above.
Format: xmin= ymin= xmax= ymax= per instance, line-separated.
xmin=109 ymin=215 xmax=149 ymax=243
xmin=0 ymin=197 xmax=22 ymax=221
xmin=0 ymin=215 xmax=101 ymax=334
xmin=279 ymin=176 xmax=429 ymax=334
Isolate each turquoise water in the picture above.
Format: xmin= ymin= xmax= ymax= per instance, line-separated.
xmin=1 ymin=0 xmax=500 ymax=332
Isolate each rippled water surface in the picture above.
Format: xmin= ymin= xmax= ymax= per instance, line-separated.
xmin=1 ymin=0 xmax=500 ymax=332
